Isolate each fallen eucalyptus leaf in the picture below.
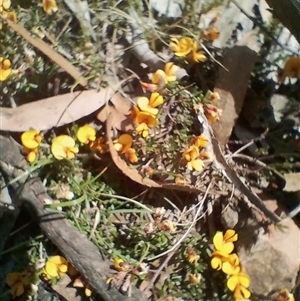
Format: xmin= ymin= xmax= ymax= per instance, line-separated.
xmin=0 ymin=88 xmax=116 ymax=132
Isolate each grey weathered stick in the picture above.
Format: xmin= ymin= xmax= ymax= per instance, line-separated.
xmin=0 ymin=135 xmax=149 ymax=301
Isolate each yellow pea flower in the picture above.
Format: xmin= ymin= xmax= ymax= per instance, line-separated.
xmin=137 ymin=97 xmax=158 ymax=116
xmin=113 ymin=258 xmax=131 ymax=272
xmin=0 ymin=57 xmax=11 ymax=81
xmin=6 ymin=272 xmax=30 ymax=298
xmin=21 ymin=130 xmax=42 ymax=162
xmin=77 ymin=124 xmax=96 ymax=144
xmin=189 ymin=41 xmax=207 ymax=63
xmin=227 ymin=271 xmax=251 ymax=300
xmin=43 ymin=255 xmax=68 ymax=279
xmin=152 ymin=62 xmax=178 ymax=86
xmin=187 ymin=248 xmax=200 ymax=265
xmin=182 ymin=145 xmax=205 ymax=171
xmin=169 ymin=37 xmax=194 ymax=57
xmin=21 ymin=129 xmax=42 ymax=149
xmin=191 ymin=135 xmax=209 ymax=148
xmin=164 ymin=62 xmax=178 ymax=81
xmin=221 ymin=253 xmax=240 ymax=275
xmin=137 ymin=92 xmax=164 ymax=116
xmin=43 ymin=0 xmax=58 ymax=14
xmin=136 ymin=122 xmax=149 ymax=138
xmin=113 ymin=133 xmax=133 ymax=153
xmin=189 ymin=273 xmax=201 ymax=284
xmin=211 ymin=250 xmax=229 ymax=270
xmin=160 ymin=219 xmax=176 ymax=232
xmin=51 ymin=135 xmax=79 ymax=160
xmin=276 ymin=288 xmax=294 ymax=301
xmin=136 ymin=112 xmax=159 ymax=137
xmin=89 ymin=136 xmax=108 ymax=154
xmin=130 ymin=105 xmax=141 ymax=123
xmin=213 ymin=229 xmax=238 ymax=254
xmin=0 ymin=0 xmax=11 ymax=12
xmin=124 ymin=147 xmax=138 ymax=163
xmin=204 ymin=104 xmax=222 ymax=122
xmin=182 ymin=145 xmax=199 ymax=162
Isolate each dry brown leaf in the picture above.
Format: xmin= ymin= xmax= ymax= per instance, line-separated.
xmin=4 ymin=18 xmax=87 ymax=88
xmin=1 ymin=88 xmax=116 ymax=132
xmin=52 ymin=274 xmax=86 ymax=301
xmin=97 ymin=92 xmax=133 ymax=132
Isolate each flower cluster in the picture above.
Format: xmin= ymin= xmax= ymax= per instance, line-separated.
xmin=186 ymin=247 xmax=202 ymax=285
xmin=182 ymin=134 xmax=210 ymax=171
xmin=0 ymin=0 xmax=17 ymax=30
xmin=20 ymin=124 xmax=102 ymax=163
xmin=42 ymin=255 xmax=68 ymax=280
xmin=131 ymin=62 xmax=178 ymax=138
xmin=169 ymin=37 xmax=207 ymax=63
xmin=0 ymin=56 xmax=12 ymax=81
xmin=211 ymin=229 xmax=251 ymax=301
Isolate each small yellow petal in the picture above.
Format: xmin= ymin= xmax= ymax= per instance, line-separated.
xmin=85 ymin=285 xmax=92 ymax=297
xmin=211 ymin=257 xmax=222 ymax=270
xmin=137 ymin=97 xmax=150 ymax=111
xmin=165 ymin=62 xmax=178 ymax=77
xmin=227 ymin=275 xmax=238 ymax=291
xmin=6 ymin=272 xmax=19 ymax=286
xmin=234 ymin=285 xmax=251 ymax=299
xmin=224 ymin=229 xmax=238 ymax=242
xmin=12 ymin=283 xmax=24 ymax=297
xmin=239 ymin=273 xmax=251 ymax=288
xmin=213 ymin=231 xmax=223 ymax=250
xmin=27 ymin=150 xmax=37 ymax=163
xmin=118 ymin=133 xmax=133 ymax=153
xmin=45 ymin=261 xmax=59 ymax=277
xmin=220 ymin=242 xmax=234 ymax=254
xmin=2 ymin=0 xmax=11 ymax=10
xmin=222 ymin=261 xmax=240 ymax=275
xmin=152 ymin=69 xmax=167 ymax=85
xmin=191 ymin=159 xmax=205 ymax=171
xmin=149 ymin=92 xmax=164 ymax=108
